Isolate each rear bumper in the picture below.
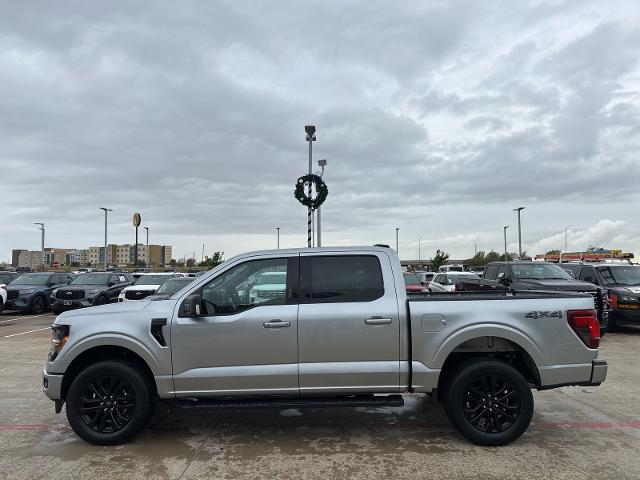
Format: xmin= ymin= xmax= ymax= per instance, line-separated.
xmin=538 ymin=359 xmax=607 ymax=389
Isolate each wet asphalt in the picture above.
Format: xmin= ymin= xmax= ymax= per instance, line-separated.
xmin=0 ymin=310 xmax=639 ymax=479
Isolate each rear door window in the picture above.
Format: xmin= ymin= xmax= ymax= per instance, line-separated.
xmin=306 ymin=255 xmax=384 ymax=303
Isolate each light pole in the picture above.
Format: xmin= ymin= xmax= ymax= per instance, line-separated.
xmin=144 ymin=226 xmax=149 ymax=267
xmin=305 ymin=125 xmax=316 ymax=248
xmin=418 ymin=236 xmax=423 ymax=260
xmin=503 ymin=226 xmax=509 ymax=261
xmin=99 ymin=208 xmax=112 ymax=270
xmin=564 ymin=225 xmax=572 ymax=254
xmin=316 ymin=159 xmax=327 ymax=247
xmin=277 ymin=227 xmax=280 ymax=250
xmin=514 ymin=207 xmax=525 ymax=260
xmin=395 ymin=228 xmax=399 ymax=255
xmin=34 ymin=223 xmax=45 ymax=270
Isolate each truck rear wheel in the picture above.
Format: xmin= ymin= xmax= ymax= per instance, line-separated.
xmin=66 ymin=360 xmax=151 ymax=445
xmin=444 ymin=360 xmax=533 ymax=446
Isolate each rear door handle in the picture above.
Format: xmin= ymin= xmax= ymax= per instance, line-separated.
xmin=263 ymin=320 xmax=291 ymax=329
xmin=364 ymin=317 xmax=392 ymax=325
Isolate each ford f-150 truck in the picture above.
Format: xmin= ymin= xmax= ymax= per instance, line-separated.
xmin=43 ymin=247 xmax=607 ymax=446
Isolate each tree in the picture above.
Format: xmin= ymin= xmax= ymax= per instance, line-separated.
xmin=186 ymin=258 xmax=196 ymax=267
xmin=546 ymin=249 xmax=561 ymax=255
xmin=198 ymin=251 xmax=225 ymax=268
xmin=169 ymin=259 xmax=177 ymax=267
xmin=70 ymin=261 xmax=80 ymax=267
xmin=430 ymin=249 xmax=449 ymax=272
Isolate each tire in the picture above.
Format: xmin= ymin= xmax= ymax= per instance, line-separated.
xmin=30 ymin=295 xmax=47 ymax=314
xmin=95 ymin=295 xmax=108 ymax=306
xmin=0 ymin=300 xmax=3 ymax=315
xmin=66 ymin=360 xmax=151 ymax=445
xmin=444 ymin=360 xmax=533 ymax=446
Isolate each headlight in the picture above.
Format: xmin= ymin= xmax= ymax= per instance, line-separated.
xmin=51 ymin=289 xmax=59 ymax=296
xmin=620 ymin=296 xmax=639 ymax=303
xmin=20 ymin=288 xmax=35 ymax=294
xmin=49 ymin=325 xmax=70 ymax=361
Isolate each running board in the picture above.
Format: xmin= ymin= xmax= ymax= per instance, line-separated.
xmin=176 ymin=394 xmax=404 ymax=410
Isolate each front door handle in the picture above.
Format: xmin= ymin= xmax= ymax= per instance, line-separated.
xmin=364 ymin=317 xmax=392 ymax=325
xmin=263 ymin=320 xmax=291 ymax=329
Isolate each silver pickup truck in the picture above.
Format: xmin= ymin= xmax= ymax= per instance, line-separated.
xmin=43 ymin=246 xmax=607 ymax=446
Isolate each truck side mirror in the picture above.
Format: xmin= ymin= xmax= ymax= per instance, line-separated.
xmin=181 ymin=294 xmax=202 ymax=317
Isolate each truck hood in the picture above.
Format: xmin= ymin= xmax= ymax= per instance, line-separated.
xmin=516 ymin=279 xmax=597 ymax=291
xmin=610 ymin=285 xmax=640 ymax=295
xmin=55 ymin=299 xmax=160 ymax=322
xmin=122 ymin=285 xmax=161 ymax=292
xmin=57 ymin=284 xmax=107 ymax=291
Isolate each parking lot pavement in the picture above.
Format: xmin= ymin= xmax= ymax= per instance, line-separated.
xmin=0 ymin=327 xmax=639 ymax=480
xmin=0 ymin=311 xmax=55 ymax=337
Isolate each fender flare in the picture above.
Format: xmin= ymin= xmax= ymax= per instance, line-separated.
xmin=432 ymin=324 xmax=544 ymax=369
xmin=62 ymin=333 xmax=163 ymax=375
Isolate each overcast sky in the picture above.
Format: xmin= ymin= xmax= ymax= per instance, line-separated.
xmin=1 ymin=0 xmax=639 ymax=263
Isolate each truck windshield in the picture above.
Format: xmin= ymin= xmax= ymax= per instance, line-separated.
xmin=512 ymin=264 xmax=573 ymax=280
xmin=156 ymin=278 xmax=193 ymax=294
xmin=135 ymin=275 xmax=172 ymax=286
xmin=404 ymin=274 xmax=420 ymax=284
xmin=10 ymin=274 xmax=51 ymax=286
xmin=255 ymin=272 xmax=286 ymax=285
xmin=71 ymin=273 xmax=109 ymax=285
xmin=597 ymin=266 xmax=640 ymax=286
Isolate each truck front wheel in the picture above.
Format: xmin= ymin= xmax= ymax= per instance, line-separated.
xmin=66 ymin=360 xmax=151 ymax=445
xmin=445 ymin=360 xmax=533 ymax=446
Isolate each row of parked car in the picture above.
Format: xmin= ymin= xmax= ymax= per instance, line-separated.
xmin=403 ymin=260 xmax=640 ymax=334
xmin=0 ymin=271 xmax=198 ymax=314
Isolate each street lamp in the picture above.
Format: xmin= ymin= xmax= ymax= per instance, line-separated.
xmin=503 ymin=226 xmax=509 ymax=261
xmin=564 ymin=225 xmax=572 ymax=254
xmin=514 ymin=207 xmax=525 ymax=260
xmin=34 ymin=223 xmax=45 ymax=270
xmin=305 ymin=125 xmax=316 ymax=248
xmin=99 ymin=208 xmax=112 ymax=271
xmin=276 ymin=227 xmax=280 ymax=250
xmin=316 ymin=159 xmax=327 ymax=247
xmin=418 ymin=236 xmax=423 ymax=260
xmin=144 ymin=226 xmax=149 ymax=267
xmin=396 ymin=228 xmax=399 ymax=255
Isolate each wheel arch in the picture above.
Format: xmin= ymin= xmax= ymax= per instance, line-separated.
xmin=436 ymin=333 xmax=542 ymax=398
xmin=60 ymin=344 xmax=158 ymax=400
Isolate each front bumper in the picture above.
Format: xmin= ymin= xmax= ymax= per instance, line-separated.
xmin=50 ymin=297 xmax=95 ymax=310
xmin=4 ymin=296 xmax=31 ymax=311
xmin=612 ymin=308 xmax=640 ymax=325
xmin=43 ymin=367 xmax=64 ymax=400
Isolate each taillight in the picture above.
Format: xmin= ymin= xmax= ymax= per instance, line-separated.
xmin=567 ymin=309 xmax=599 ymax=349
xmin=609 ymin=292 xmax=618 ymax=309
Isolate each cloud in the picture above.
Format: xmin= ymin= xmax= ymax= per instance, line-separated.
xmin=1 ymin=0 xmax=639 ymax=262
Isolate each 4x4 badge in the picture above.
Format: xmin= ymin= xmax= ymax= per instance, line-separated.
xmin=525 ymin=311 xmax=562 ymax=319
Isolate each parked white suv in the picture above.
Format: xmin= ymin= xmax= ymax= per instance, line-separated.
xmin=118 ymin=273 xmax=186 ymax=302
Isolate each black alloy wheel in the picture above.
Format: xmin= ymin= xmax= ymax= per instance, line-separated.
xmin=78 ymin=376 xmax=136 ymax=434
xmin=461 ymin=374 xmax=520 ymax=434
xmin=445 ymin=360 xmax=533 ymax=446
xmin=95 ymin=295 xmax=107 ymax=306
xmin=31 ymin=295 xmax=46 ymax=314
xmin=66 ymin=361 xmax=151 ymax=445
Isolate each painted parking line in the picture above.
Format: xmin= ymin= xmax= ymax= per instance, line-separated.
xmin=3 ymin=327 xmax=51 ymax=338
xmin=0 ymin=314 xmax=50 ymax=324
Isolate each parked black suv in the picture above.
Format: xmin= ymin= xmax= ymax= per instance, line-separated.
xmin=483 ymin=261 xmax=609 ymax=335
xmin=51 ymin=272 xmax=134 ymax=313
xmin=5 ymin=273 xmax=74 ymax=313
xmin=561 ymin=263 xmax=640 ymax=331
